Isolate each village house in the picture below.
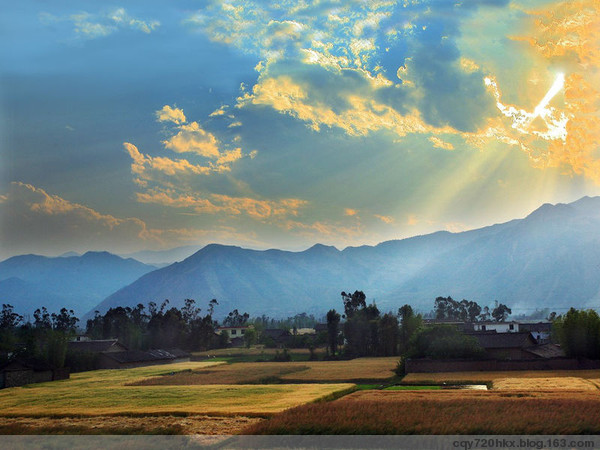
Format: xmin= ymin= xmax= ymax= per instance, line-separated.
xmin=216 ymin=325 xmax=253 ymax=343
xmin=97 ymin=348 xmax=190 ymax=370
xmin=472 ymin=321 xmax=519 ymax=333
xmin=469 ymin=331 xmax=537 ymax=360
xmin=519 ymin=322 xmax=552 ymax=343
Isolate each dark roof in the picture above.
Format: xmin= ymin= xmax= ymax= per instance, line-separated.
xmin=0 ymin=358 xmax=53 ymax=372
xmin=314 ymin=323 xmax=327 ymax=333
xmin=524 ymin=344 xmax=565 ymax=358
xmin=68 ymin=339 xmax=128 ymax=353
xmin=470 ymin=332 xmax=537 ymax=349
xmin=102 ymin=349 xmax=176 ymax=364
xmin=262 ymin=329 xmax=291 ymax=340
xmin=163 ymin=348 xmax=191 ymax=359
xmin=519 ymin=322 xmax=552 ymax=332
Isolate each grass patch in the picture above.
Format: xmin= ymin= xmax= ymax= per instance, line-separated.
xmin=354 ymin=384 xmax=385 ymax=390
xmin=385 ymin=385 xmax=442 ymax=390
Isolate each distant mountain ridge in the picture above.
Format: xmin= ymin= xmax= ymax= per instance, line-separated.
xmin=0 ymin=252 xmax=157 ymax=316
xmin=89 ymin=197 xmax=600 ymax=319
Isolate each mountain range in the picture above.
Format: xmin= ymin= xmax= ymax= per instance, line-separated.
xmin=2 ymin=197 xmax=599 ymax=321
xmin=0 ymin=252 xmax=157 ymax=317
xmin=91 ymin=196 xmax=600 ymax=319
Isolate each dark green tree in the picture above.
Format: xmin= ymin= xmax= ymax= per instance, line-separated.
xmin=553 ymin=308 xmax=600 ymax=359
xmin=491 ymin=303 xmax=512 ymax=322
xmin=398 ymin=305 xmax=422 ymax=353
xmin=326 ymin=309 xmax=341 ymax=356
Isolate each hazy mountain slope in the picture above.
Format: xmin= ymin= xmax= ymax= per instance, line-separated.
xmin=88 ymin=196 xmax=600 ymax=318
xmin=89 ymin=228 xmax=511 ymax=318
xmin=391 ymin=198 xmax=600 ymax=311
xmin=119 ymin=246 xmax=202 ymax=265
xmin=0 ymin=252 xmax=157 ymax=316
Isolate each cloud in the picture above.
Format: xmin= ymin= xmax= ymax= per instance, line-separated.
xmin=213 ymin=0 xmax=502 ymax=149
xmin=0 ymin=182 xmax=272 ymax=259
xmin=374 ymin=214 xmax=394 ymax=224
xmin=209 ymin=105 xmax=229 ymax=117
xmin=124 ymin=142 xmax=214 ymax=183
xmin=0 ymin=182 xmax=152 ymax=256
xmin=345 ymin=208 xmax=358 ymax=216
xmin=283 ymin=218 xmax=365 ymax=243
xmin=163 ymin=122 xmax=221 ymax=158
xmin=41 ymin=7 xmax=160 ymax=40
xmin=428 ymin=136 xmax=454 ymax=150
xmin=156 ymin=105 xmax=187 ymax=124
xmin=135 ymin=188 xmax=307 ymax=220
xmin=462 ymin=0 xmax=600 ymax=184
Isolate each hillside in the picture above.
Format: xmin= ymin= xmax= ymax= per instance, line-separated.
xmin=0 ymin=252 xmax=157 ymax=316
xmin=90 ymin=197 xmax=600 ymax=318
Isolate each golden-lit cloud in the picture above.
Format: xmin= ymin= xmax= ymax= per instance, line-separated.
xmin=209 ymin=105 xmax=229 ymax=117
xmin=473 ymin=0 xmax=600 ymax=183
xmin=124 ymin=142 xmax=213 ymax=182
xmin=345 ymin=208 xmax=358 ymax=216
xmin=374 ymin=214 xmax=394 ymax=224
xmin=406 ymin=214 xmax=419 ymax=226
xmin=283 ymin=219 xmax=365 ymax=241
xmin=156 ymin=105 xmax=186 ymax=124
xmin=428 ymin=136 xmax=454 ymax=150
xmin=238 ymin=75 xmax=456 ymax=138
xmin=163 ymin=122 xmax=221 ymax=158
xmin=135 ymin=188 xmax=307 ymax=220
xmin=0 ymin=182 xmax=272 ymax=258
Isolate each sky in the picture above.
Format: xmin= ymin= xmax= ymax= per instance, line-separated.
xmin=1 ymin=0 xmax=599 ymax=260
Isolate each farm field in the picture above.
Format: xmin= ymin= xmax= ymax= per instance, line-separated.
xmin=132 ymin=357 xmax=398 ymax=386
xmin=245 ymin=389 xmax=600 ymax=435
xmin=0 ymin=361 xmax=353 ymax=417
xmin=193 ymin=347 xmax=325 ymax=362
xmin=402 ymin=369 xmax=600 ymax=385
xmin=0 ymin=414 xmax=262 ymax=435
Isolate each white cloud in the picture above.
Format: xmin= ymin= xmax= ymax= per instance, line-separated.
xmin=41 ymin=7 xmax=160 ymax=40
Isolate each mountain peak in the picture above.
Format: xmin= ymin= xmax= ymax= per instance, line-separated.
xmin=304 ymin=243 xmax=339 ymax=254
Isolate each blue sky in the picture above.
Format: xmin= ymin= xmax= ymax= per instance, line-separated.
xmin=1 ymin=0 xmax=599 ymax=259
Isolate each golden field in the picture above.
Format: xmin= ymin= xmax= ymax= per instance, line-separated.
xmin=246 ymin=389 xmax=600 ymax=435
xmin=0 ymin=362 xmax=353 ymax=416
xmin=131 ymin=357 xmax=398 ymax=386
xmin=402 ymin=369 xmax=600 ymax=385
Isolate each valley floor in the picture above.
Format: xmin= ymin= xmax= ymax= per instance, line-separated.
xmin=1 ymin=357 xmax=600 ymax=435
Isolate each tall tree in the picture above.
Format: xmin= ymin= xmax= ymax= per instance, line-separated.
xmin=326 ymin=309 xmax=341 ymax=356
